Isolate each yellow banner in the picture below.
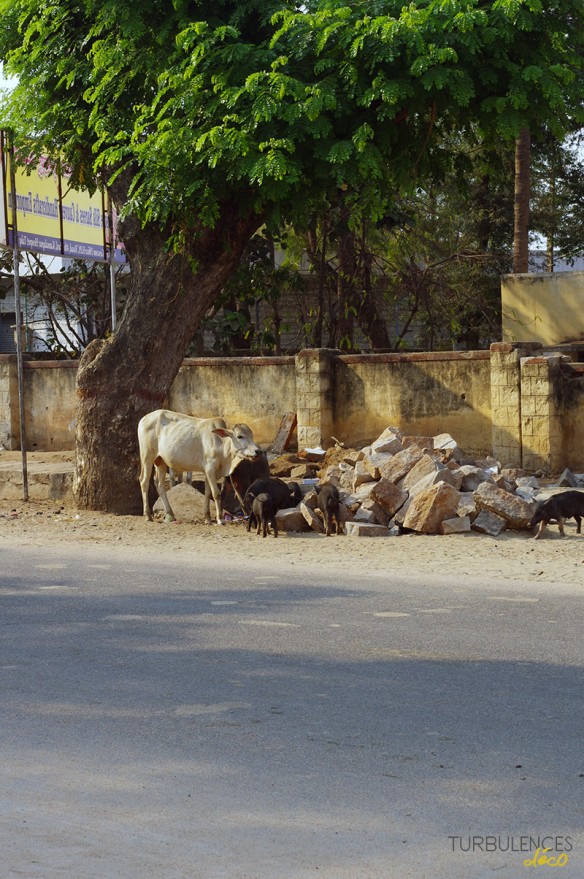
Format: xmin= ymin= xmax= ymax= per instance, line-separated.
xmin=1 ymin=132 xmax=125 ymax=263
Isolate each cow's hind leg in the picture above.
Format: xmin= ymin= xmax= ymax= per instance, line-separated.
xmin=575 ymin=515 xmax=582 ymax=534
xmin=154 ymin=459 xmax=176 ymax=522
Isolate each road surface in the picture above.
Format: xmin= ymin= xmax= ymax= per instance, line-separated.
xmin=1 ymin=541 xmax=582 ymax=878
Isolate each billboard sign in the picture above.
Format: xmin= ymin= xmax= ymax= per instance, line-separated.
xmin=0 ymin=130 xmax=125 ymax=264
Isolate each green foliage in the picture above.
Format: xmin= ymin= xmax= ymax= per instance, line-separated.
xmin=196 ymin=234 xmax=303 ymax=354
xmin=531 ymin=133 xmax=584 ymax=265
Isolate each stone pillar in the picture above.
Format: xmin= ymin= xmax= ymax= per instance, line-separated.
xmin=490 ymin=342 xmax=541 ymax=468
xmin=520 ymin=354 xmax=565 ymax=474
xmin=295 ymin=348 xmax=337 ymax=449
xmin=0 ymin=355 xmax=20 ymax=449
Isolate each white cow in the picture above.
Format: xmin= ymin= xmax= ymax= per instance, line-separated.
xmin=138 ymin=409 xmax=262 ymax=525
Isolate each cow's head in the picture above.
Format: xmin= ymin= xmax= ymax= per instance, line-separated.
xmin=213 ymin=423 xmax=262 ymax=461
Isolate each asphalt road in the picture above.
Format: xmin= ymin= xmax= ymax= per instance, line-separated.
xmin=1 ymin=542 xmax=582 ymax=879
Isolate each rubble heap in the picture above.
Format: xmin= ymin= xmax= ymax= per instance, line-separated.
xmin=272 ymin=427 xmax=584 ymax=537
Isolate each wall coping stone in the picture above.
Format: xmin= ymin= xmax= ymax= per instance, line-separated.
xmin=181 ymin=355 xmax=295 ymax=367
xmin=337 ymin=350 xmax=490 ymax=365
xmin=24 ymin=360 xmax=79 ymax=370
xmin=490 ymin=342 xmax=543 ymax=354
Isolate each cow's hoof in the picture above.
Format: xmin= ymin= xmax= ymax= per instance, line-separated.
xmin=164 ymin=514 xmax=176 ymax=524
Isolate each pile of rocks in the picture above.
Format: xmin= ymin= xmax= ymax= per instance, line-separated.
xmin=273 ymin=427 xmax=583 ymax=537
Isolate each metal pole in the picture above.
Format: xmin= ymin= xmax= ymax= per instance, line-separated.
xmin=8 ymin=133 xmax=28 ymax=501
xmin=107 ymin=192 xmax=117 ymax=331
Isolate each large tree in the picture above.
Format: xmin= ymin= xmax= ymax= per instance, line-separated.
xmin=1 ymin=0 xmax=582 ymax=513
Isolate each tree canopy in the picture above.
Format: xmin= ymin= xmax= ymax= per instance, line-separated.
xmin=1 ymin=0 xmax=583 ymax=237
xmin=1 ymin=0 xmax=583 ymax=512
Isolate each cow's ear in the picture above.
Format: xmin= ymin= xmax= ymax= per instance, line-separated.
xmin=212 ymin=428 xmax=232 ymax=438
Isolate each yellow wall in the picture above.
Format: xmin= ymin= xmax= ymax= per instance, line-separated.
xmin=502 ymin=271 xmax=584 ymax=345
xmin=333 ymin=352 xmax=492 ymax=456
xmin=23 ymin=360 xmax=78 ymax=450
xmin=168 ymin=356 xmax=297 ymax=445
xmin=3 ymin=346 xmax=584 ymax=472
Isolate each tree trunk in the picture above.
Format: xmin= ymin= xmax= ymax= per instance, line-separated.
xmin=355 ymin=233 xmax=391 ymax=350
xmin=305 ymin=221 xmax=328 ymax=348
xmin=336 ymin=215 xmax=356 ymax=351
xmin=513 ymin=127 xmax=531 ymax=273
xmin=74 ymin=203 xmax=261 ymax=514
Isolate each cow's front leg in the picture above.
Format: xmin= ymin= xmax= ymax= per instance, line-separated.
xmin=205 ymin=470 xmax=224 ymax=524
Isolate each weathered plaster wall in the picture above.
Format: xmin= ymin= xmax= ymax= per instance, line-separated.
xmin=168 ymin=356 xmax=297 ymax=445
xmin=332 ymin=352 xmax=492 ymax=457
xmin=3 ymin=346 xmax=584 ymax=474
xmin=502 ymin=271 xmax=584 ymax=345
xmin=551 ymin=362 xmax=584 ymax=473
xmin=24 ymin=360 xmax=78 ymax=450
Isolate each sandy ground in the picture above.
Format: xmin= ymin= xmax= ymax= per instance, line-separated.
xmin=1 ymin=472 xmax=584 ymax=587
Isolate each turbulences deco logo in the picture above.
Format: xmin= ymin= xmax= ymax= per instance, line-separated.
xmin=448 ymin=836 xmax=573 ymax=869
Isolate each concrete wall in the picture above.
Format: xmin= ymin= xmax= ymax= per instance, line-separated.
xmin=502 ymin=271 xmax=584 ymax=345
xmin=3 ymin=345 xmax=584 ymax=474
xmin=24 ymin=360 xmax=78 ymax=451
xmin=168 ymin=356 xmax=296 ymax=445
xmin=560 ymin=363 xmax=584 ymax=472
xmin=332 ymin=352 xmax=492 ymax=457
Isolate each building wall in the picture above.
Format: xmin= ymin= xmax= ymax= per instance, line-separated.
xmin=502 ymin=271 xmax=584 ymax=345
xmin=23 ymin=360 xmax=78 ymax=450
xmin=168 ymin=356 xmax=297 ymax=445
xmin=2 ymin=346 xmax=584 ymax=473
xmin=332 ymin=352 xmax=492 ymax=456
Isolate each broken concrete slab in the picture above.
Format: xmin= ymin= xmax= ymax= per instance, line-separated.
xmin=357 ymin=499 xmax=390 ymax=527
xmin=362 ymin=450 xmax=394 ymax=480
xmin=352 ymin=460 xmax=376 ymax=490
xmin=353 ymin=505 xmax=378 ymax=524
xmin=474 ymin=481 xmax=536 ymax=529
xmin=407 ymin=467 xmax=462 ymax=498
xmin=458 ymin=465 xmax=495 ymax=493
xmin=441 ymin=516 xmax=471 ymax=535
xmin=370 ymin=478 xmax=408 ymax=516
xmin=402 ymin=435 xmax=434 ymax=450
xmin=457 ymin=492 xmax=478 ymax=521
xmin=402 ymin=482 xmax=461 ymax=534
xmin=301 ymin=489 xmax=319 ymax=510
xmin=275 ymin=508 xmax=309 ymax=532
xmin=342 ymin=482 xmax=380 ymax=508
xmin=397 ymin=453 xmax=445 ymax=493
xmin=556 ymin=468 xmax=578 ymax=488
xmin=290 ymin=463 xmax=320 ymax=480
xmin=300 ymin=501 xmax=325 ymax=533
xmin=344 ymin=522 xmax=389 ymax=537
xmin=379 ymin=445 xmax=426 ymax=484
xmin=433 ymin=432 xmax=464 ymax=461
xmin=270 ymin=412 xmax=298 ymax=455
xmin=471 ymin=509 xmax=507 ymax=536
xmin=371 ymin=427 xmax=403 ymax=455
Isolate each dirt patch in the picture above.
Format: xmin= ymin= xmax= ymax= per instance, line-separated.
xmin=2 ymin=490 xmax=584 ymax=588
xmin=2 ymin=450 xmax=582 ymax=586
